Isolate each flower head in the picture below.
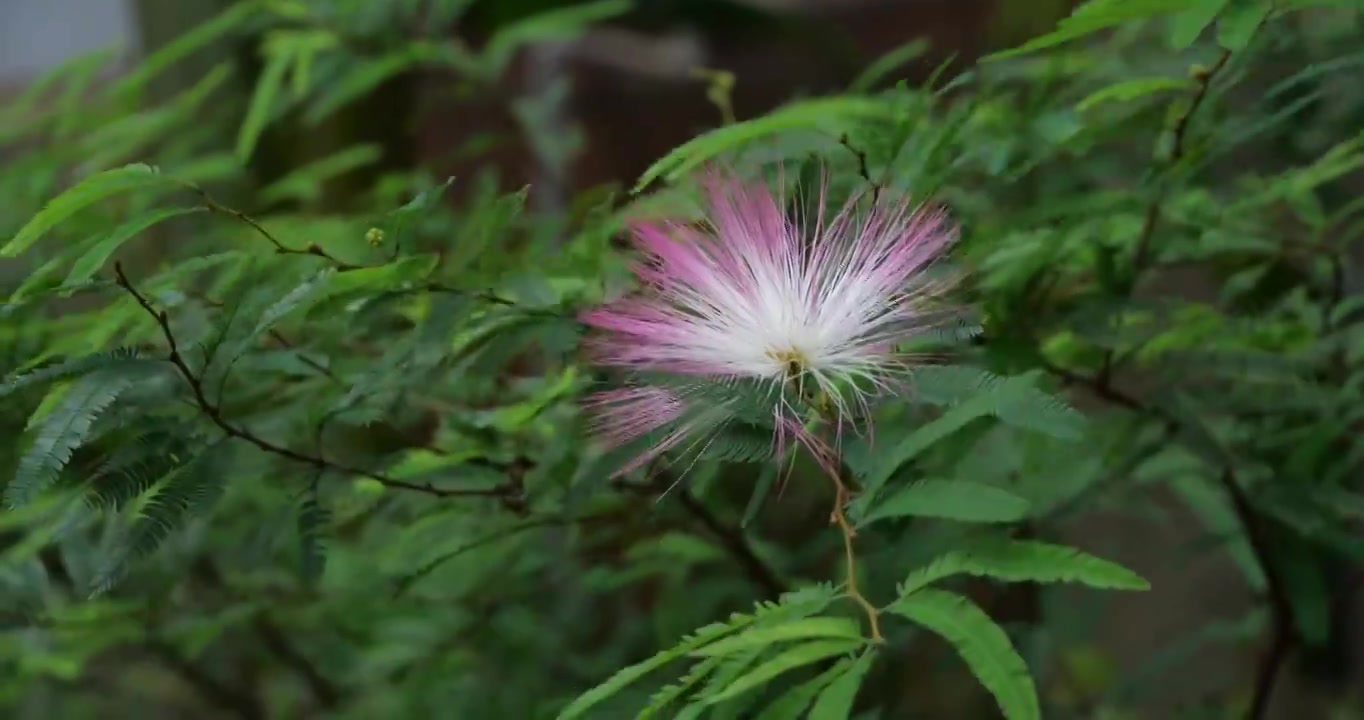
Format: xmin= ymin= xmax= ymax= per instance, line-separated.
xmin=581 ymin=167 xmax=958 ymax=473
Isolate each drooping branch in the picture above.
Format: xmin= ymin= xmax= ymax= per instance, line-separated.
xmin=183 ymin=182 xmax=525 ymax=309
xmin=612 ymin=474 xmax=789 ymax=599
xmin=145 ymin=640 xmax=264 ymax=720
xmin=674 ymin=488 xmax=789 ymax=599
xmin=113 ymin=263 xmax=530 ymax=510
xmin=191 ymin=559 xmax=342 ymax=710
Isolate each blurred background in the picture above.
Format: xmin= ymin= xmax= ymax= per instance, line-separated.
xmin=2 ymin=1 xmax=1362 ymax=718
xmin=0 ymin=0 xmax=1067 ymax=209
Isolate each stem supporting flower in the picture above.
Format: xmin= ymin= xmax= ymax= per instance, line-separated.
xmin=828 ymin=465 xmax=884 ymax=643
xmin=809 ymin=389 xmax=883 ymax=643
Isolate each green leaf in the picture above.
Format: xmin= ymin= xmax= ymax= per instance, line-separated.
xmin=856 ymin=406 xmax=985 ymax=494
xmin=638 ymin=656 xmax=723 ymax=719
xmin=306 ymin=47 xmax=430 ymax=123
xmin=704 ymin=639 xmax=863 ymax=704
xmin=635 ymin=97 xmax=896 ymax=192
xmin=692 ymin=424 xmax=777 ymax=464
xmin=482 ymin=0 xmax=631 ymax=79
xmin=86 ymin=432 xmax=193 ymax=512
xmin=855 ymin=367 xmax=1088 ymax=500
xmin=742 ymin=464 xmax=780 ymax=528
xmin=298 ymin=477 xmax=329 ymax=583
xmin=257 ymin=144 xmax=384 ymax=206
xmin=1274 ymin=538 xmax=1331 ymax=648
xmin=695 ymin=647 xmax=766 ymax=714
xmin=858 ymin=480 xmax=1031 ymax=526
xmin=6 ymin=369 xmax=141 ymax=507
xmin=0 ymin=349 xmax=144 ymax=400
xmin=93 ymin=443 xmax=235 ymax=595
xmin=3 ymin=164 xmax=170 ymax=257
xmin=0 ymin=51 xmax=106 ymax=137
xmin=807 ymin=650 xmax=876 ymax=719
xmin=888 ymin=589 xmax=1040 ymax=720
xmin=1076 ymin=77 xmax=1195 ymax=112
xmin=1167 ymin=473 xmax=1265 ymax=589
xmin=1217 ymin=0 xmax=1271 ymax=50
xmin=754 ymin=657 xmax=854 ymax=720
xmin=252 ymin=269 xmax=336 ymax=337
xmin=849 ymin=38 xmax=931 ymax=93
xmin=108 ymin=1 xmax=258 ymax=99
xmin=63 ymin=207 xmax=205 ymax=286
xmin=385 ymin=177 xmax=456 ymax=248
xmin=911 ymin=367 xmax=1086 ymax=439
xmin=317 ymin=254 xmax=439 ymax=302
xmin=1167 ymin=0 xmax=1230 ymax=49
xmin=556 ymin=589 xmax=834 ymax=719
xmin=985 ymin=0 xmax=1190 ymax=61
xmin=692 ymin=617 xmax=865 ymax=657
xmin=895 ymin=539 xmax=1151 ymax=598
xmin=237 ymin=43 xmax=295 ymax=162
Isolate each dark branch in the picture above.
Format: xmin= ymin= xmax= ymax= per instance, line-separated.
xmin=675 ymin=489 xmax=788 ymax=599
xmin=1107 ymin=49 xmax=1235 ymax=385
xmin=1130 ymin=49 xmax=1232 ymax=273
xmin=145 ymin=640 xmax=263 ymax=720
xmin=113 ymin=263 xmax=529 ymax=510
xmin=185 ymin=184 xmax=362 ymax=270
xmin=184 ymin=182 xmax=529 ymax=310
xmin=1222 ymin=465 xmax=1295 ymax=720
xmin=838 ymin=134 xmax=882 ymax=205
xmin=614 ymin=475 xmax=788 ymax=599
xmin=252 ymin=617 xmax=343 ymax=710
xmin=190 ymin=559 xmax=342 ymax=710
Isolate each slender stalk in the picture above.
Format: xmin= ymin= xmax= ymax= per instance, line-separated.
xmin=804 ymin=388 xmax=883 ymax=642
xmin=826 ymin=463 xmax=883 ymax=643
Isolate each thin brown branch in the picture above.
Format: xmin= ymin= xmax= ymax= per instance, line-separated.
xmin=113 ymin=263 xmax=529 ymax=510
xmin=827 ymin=469 xmax=883 ymax=643
xmin=184 ymin=184 xmax=362 ymax=270
xmin=184 ymin=182 xmax=530 ymax=310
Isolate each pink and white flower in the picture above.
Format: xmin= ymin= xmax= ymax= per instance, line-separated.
xmin=581 ymin=167 xmax=958 ymax=475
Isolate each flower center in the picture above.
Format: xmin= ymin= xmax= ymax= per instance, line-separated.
xmin=766 ymin=347 xmax=811 ymax=381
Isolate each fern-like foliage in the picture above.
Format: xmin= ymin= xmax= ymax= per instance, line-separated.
xmin=898 ymin=538 xmax=1151 ymax=597
xmin=0 ymin=348 xmax=145 ymax=400
xmin=874 ymin=537 xmax=1150 ymax=719
xmin=83 ymin=430 xmax=195 ymax=511
xmin=6 ymin=367 xmax=147 ymax=507
xmin=889 ymin=588 xmax=1041 ymax=720
xmin=556 ymin=584 xmax=837 ymax=719
xmin=91 ymin=442 xmax=235 ymax=595
xmin=298 ymin=476 xmax=330 ymax=583
xmin=846 ymin=365 xmax=1086 ymax=502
